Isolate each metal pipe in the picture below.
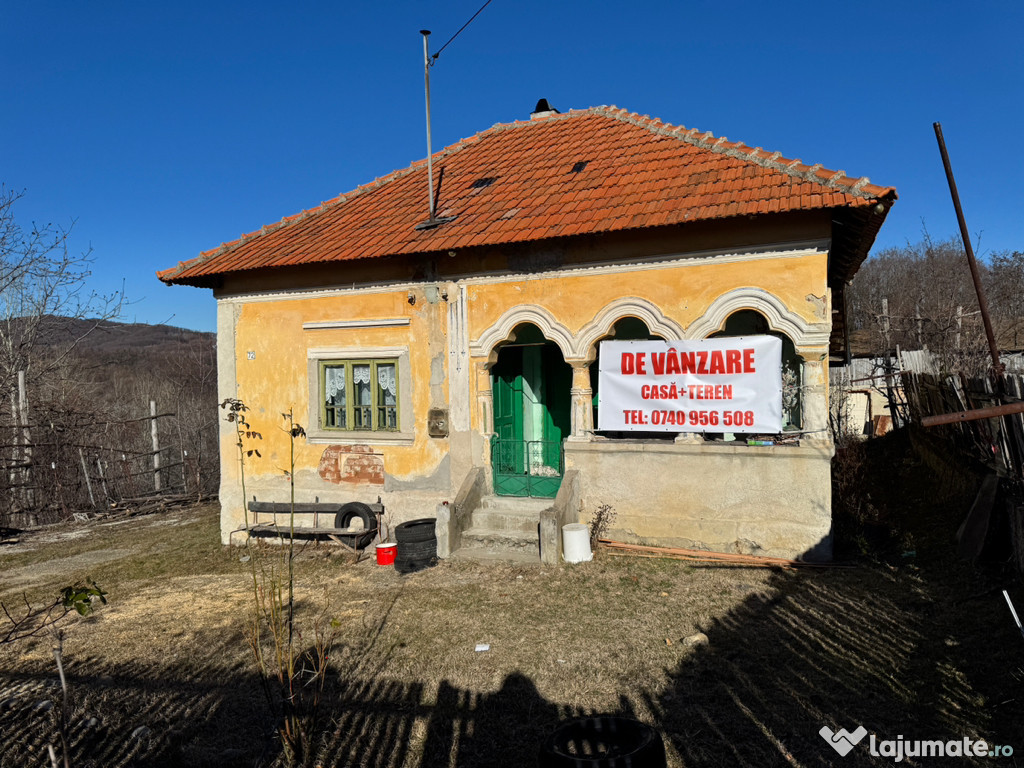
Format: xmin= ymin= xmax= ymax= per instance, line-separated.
xmin=420 ymin=30 xmax=436 ymax=221
xmin=933 ymin=122 xmax=1002 ymax=375
xmin=921 ymin=400 xmax=1024 ymax=428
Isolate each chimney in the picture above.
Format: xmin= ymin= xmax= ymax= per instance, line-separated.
xmin=530 ymin=98 xmax=559 ymax=119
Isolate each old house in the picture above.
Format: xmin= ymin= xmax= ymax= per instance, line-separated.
xmin=159 ymin=103 xmax=895 ymax=561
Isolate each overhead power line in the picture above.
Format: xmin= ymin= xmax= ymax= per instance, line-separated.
xmin=431 ymin=0 xmax=494 ymax=63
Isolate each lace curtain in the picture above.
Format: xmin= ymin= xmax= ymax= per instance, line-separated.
xmin=351 ymin=365 xmax=371 ymax=406
xmin=377 ymin=364 xmax=397 ymax=405
xmin=324 ymin=366 xmax=346 ymax=405
xmin=325 ymin=361 xmax=397 ymax=413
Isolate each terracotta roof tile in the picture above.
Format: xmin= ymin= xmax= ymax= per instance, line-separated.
xmin=159 ymin=106 xmax=897 ymax=284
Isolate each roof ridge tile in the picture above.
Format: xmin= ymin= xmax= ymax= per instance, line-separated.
xmin=590 ymin=105 xmax=892 ymax=201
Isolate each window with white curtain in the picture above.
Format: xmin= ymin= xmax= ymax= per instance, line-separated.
xmin=321 ymin=359 xmax=399 ymax=431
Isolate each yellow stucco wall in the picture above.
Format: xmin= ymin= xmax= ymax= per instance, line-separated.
xmin=215 ymin=243 xmax=832 ymax=547
xmin=466 ymin=253 xmax=827 ymax=341
xmin=224 ymin=251 xmax=827 ymax=476
xmin=224 ymin=288 xmax=449 ymax=492
xmin=463 ymin=251 xmax=829 ymax=433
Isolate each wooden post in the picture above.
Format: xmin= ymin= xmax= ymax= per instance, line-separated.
xmin=150 ymin=400 xmax=161 ymax=492
xmin=176 ymin=412 xmax=187 ymax=492
xmin=96 ymin=457 xmax=110 ymax=503
xmin=881 ymin=298 xmax=891 ymax=350
xmin=7 ymin=391 xmax=18 ymax=496
xmin=78 ymin=448 xmax=96 ymax=508
xmin=181 ymin=448 xmax=188 ymax=494
xmin=51 ymin=460 xmax=68 ymax=519
xmin=17 ymin=371 xmax=32 ymax=508
xmin=884 ymin=351 xmax=900 ymax=429
xmin=922 ymin=400 xmax=1024 ymax=427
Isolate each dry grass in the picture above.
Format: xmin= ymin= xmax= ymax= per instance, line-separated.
xmin=1 ymin=448 xmax=1021 ymax=767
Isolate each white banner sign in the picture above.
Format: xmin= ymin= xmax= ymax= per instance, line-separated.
xmin=597 ymin=337 xmax=782 ymax=433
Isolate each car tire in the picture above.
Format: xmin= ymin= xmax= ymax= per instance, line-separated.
xmin=398 ymin=540 xmax=437 ymax=559
xmin=334 ymin=502 xmax=375 ymax=532
xmin=394 ymin=518 xmax=437 ymax=543
xmin=394 ymin=555 xmax=437 ymax=575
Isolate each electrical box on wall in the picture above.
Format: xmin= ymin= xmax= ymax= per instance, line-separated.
xmin=427 ymin=408 xmax=448 ymax=438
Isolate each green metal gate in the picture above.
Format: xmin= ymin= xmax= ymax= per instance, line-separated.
xmin=490 ymin=438 xmax=563 ymax=498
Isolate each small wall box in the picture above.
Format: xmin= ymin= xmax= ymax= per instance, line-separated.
xmin=428 ymin=409 xmax=449 ymax=438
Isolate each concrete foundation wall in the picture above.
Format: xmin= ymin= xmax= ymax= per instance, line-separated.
xmin=564 ymin=440 xmax=834 ymax=561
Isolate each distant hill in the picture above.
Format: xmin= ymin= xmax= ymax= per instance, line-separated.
xmin=0 ymin=316 xmax=220 ymax=520
xmin=13 ymin=315 xmax=214 ymax=354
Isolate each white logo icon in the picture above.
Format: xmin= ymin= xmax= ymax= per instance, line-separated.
xmin=820 ymin=725 xmax=868 ymax=756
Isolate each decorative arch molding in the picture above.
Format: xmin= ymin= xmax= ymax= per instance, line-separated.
xmin=685 ymin=287 xmax=831 ymax=353
xmin=573 ymin=297 xmax=686 ymax=362
xmin=469 ymin=304 xmax=576 ymax=365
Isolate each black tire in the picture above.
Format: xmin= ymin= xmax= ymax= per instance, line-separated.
xmin=394 ymin=518 xmax=436 ymax=543
xmin=539 ymin=716 xmax=666 ymax=768
xmin=394 ymin=555 xmax=437 ymax=575
xmin=334 ymin=502 xmax=375 ymax=532
xmin=397 ymin=539 xmax=437 ymax=559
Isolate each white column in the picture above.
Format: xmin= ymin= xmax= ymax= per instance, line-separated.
xmin=476 ymin=362 xmax=494 ymax=439
xmin=475 ymin=362 xmax=495 ymax=470
xmin=448 ymin=285 xmax=470 ymax=431
xmin=801 ymin=353 xmax=831 ymax=443
xmin=567 ymin=361 xmax=594 ymax=442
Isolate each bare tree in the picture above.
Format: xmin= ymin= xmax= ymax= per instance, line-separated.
xmin=985 ymin=249 xmax=1024 ymax=350
xmin=0 ymin=187 xmax=124 ymax=395
xmin=847 ymin=233 xmax=993 ymax=374
xmin=0 ymin=187 xmax=124 ymax=519
xmin=0 ymin=189 xmax=221 ymax=526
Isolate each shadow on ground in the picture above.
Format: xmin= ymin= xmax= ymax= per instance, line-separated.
xmin=1 ymin=432 xmax=1020 ymax=767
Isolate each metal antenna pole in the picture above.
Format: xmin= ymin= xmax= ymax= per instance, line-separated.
xmin=420 ymin=30 xmax=436 ymax=222
xmin=933 ymin=122 xmax=1002 ymax=375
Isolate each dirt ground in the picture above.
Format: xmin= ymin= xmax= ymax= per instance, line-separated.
xmin=1 ymin=432 xmax=1022 ymax=767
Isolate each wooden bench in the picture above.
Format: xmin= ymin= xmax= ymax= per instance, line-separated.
xmin=238 ymin=498 xmax=384 ymax=550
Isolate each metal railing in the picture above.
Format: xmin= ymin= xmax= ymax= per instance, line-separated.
xmin=490 ymin=438 xmax=563 ymax=498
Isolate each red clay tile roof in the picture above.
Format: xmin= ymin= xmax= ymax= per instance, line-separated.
xmin=158 ymin=106 xmax=896 ymax=285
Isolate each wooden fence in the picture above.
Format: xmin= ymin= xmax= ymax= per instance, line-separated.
xmin=1 ymin=398 xmax=217 ymax=529
xmin=901 ymin=371 xmax=1024 ymax=571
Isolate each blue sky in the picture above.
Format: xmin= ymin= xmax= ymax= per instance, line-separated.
xmin=3 ymin=2 xmax=1022 ymax=332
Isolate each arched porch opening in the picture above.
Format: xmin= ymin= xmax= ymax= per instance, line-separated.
xmin=587 ymin=317 xmax=671 ymax=440
xmin=711 ymin=309 xmax=802 ymax=430
xmin=489 ymin=323 xmax=571 ymax=497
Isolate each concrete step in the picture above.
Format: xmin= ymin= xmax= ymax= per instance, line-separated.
xmin=452 ymin=495 xmax=549 ymax=563
xmin=469 ymin=508 xmax=541 ymax=535
xmin=459 ymin=526 xmax=540 ymax=559
xmin=479 ymin=495 xmax=553 ymax=513
xmin=449 ymin=547 xmax=541 ymax=565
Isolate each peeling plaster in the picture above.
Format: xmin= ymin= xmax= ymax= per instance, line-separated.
xmin=318 ymin=445 xmax=385 ymax=485
xmin=385 ymin=453 xmax=450 ymax=492
xmin=805 ymin=293 xmax=827 ymax=321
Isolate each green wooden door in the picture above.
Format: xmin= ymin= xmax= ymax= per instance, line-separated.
xmin=530 ymin=344 xmax=570 ymax=497
xmin=491 ymin=349 xmax=529 ymax=496
xmin=491 ymin=344 xmax=569 ymax=498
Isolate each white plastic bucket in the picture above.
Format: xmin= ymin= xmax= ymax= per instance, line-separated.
xmin=562 ymin=523 xmax=593 ymax=563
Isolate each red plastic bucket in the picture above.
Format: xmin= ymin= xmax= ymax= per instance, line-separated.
xmin=375 ymin=542 xmax=397 ymax=566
